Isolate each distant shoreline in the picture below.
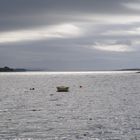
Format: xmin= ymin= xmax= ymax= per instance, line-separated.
xmin=0 ymin=67 xmax=26 ymax=72
xmin=0 ymin=66 xmax=140 ymax=72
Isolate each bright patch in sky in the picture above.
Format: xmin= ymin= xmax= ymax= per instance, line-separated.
xmin=87 ymin=14 xmax=140 ymax=24
xmin=123 ymin=2 xmax=140 ymax=10
xmin=101 ymin=27 xmax=140 ymax=36
xmin=93 ymin=43 xmax=133 ymax=52
xmin=0 ymin=24 xmax=82 ymax=43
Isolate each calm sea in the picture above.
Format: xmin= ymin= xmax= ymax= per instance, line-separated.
xmin=0 ymin=71 xmax=140 ymax=140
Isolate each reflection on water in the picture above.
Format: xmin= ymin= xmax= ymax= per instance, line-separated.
xmin=0 ymin=72 xmax=140 ymax=139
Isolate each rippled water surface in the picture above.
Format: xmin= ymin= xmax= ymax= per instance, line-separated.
xmin=0 ymin=71 xmax=140 ymax=140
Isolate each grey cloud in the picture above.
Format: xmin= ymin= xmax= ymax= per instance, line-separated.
xmin=0 ymin=0 xmax=139 ymax=31
xmin=0 ymin=0 xmax=140 ymax=70
xmin=0 ymin=0 xmax=139 ymax=15
xmin=1 ymin=2 xmax=140 ymax=43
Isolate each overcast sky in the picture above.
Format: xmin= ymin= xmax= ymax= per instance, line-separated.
xmin=0 ymin=0 xmax=140 ymax=70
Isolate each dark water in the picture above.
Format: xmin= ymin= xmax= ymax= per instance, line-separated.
xmin=0 ymin=72 xmax=140 ymax=140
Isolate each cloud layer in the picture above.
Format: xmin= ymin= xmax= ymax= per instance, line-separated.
xmin=0 ymin=24 xmax=82 ymax=43
xmin=0 ymin=0 xmax=140 ymax=70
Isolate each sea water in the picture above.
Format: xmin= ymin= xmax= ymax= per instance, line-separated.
xmin=0 ymin=71 xmax=140 ymax=140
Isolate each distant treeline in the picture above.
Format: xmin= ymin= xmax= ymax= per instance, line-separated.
xmin=0 ymin=66 xmax=26 ymax=72
xmin=119 ymin=69 xmax=140 ymax=71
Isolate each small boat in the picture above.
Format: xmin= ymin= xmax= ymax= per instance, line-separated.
xmin=56 ymin=86 xmax=69 ymax=92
